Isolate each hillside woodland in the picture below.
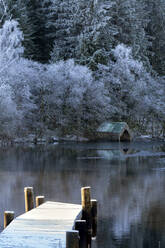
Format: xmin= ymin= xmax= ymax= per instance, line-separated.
xmin=0 ymin=0 xmax=165 ymax=139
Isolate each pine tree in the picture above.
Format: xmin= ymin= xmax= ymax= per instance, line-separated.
xmin=145 ymin=0 xmax=165 ymax=75
xmin=0 ymin=0 xmax=56 ymax=62
xmin=0 ymin=0 xmax=36 ymax=60
xmin=24 ymin=0 xmax=50 ymax=62
xmin=109 ymin=0 xmax=151 ymax=69
xmin=75 ymin=0 xmax=117 ymax=69
xmin=50 ymin=0 xmax=79 ymax=62
xmin=75 ymin=0 xmax=151 ymax=70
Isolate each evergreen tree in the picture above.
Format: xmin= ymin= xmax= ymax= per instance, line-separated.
xmin=75 ymin=0 xmax=119 ymax=69
xmin=76 ymin=0 xmax=151 ymax=70
xmin=0 ymin=0 xmax=56 ymax=62
xmin=50 ymin=0 xmax=79 ymax=62
xmin=145 ymin=0 xmax=165 ymax=75
xmin=109 ymin=0 xmax=151 ymax=68
xmin=0 ymin=0 xmax=37 ymax=60
xmin=24 ymin=0 xmax=54 ymax=62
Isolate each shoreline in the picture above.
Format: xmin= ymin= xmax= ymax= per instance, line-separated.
xmin=0 ymin=134 xmax=165 ymax=147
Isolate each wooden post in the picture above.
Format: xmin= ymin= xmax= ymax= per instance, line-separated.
xmin=66 ymin=230 xmax=79 ymax=248
xmin=75 ymin=220 xmax=88 ymax=248
xmin=24 ymin=187 xmax=34 ymax=212
xmin=36 ymin=196 xmax=45 ymax=207
xmin=81 ymin=187 xmax=92 ymax=247
xmin=91 ymin=199 xmax=97 ymax=237
xmin=4 ymin=211 xmax=14 ymax=228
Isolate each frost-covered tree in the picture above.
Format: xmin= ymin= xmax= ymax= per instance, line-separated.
xmin=75 ymin=0 xmax=151 ymax=70
xmin=0 ymin=0 xmax=9 ymax=24
xmin=76 ymin=0 xmax=118 ymax=69
xmin=75 ymin=0 xmax=97 ymax=66
xmin=0 ymin=20 xmax=22 ymax=134
xmin=0 ymin=0 xmax=34 ymax=60
xmin=7 ymin=59 xmax=37 ymax=132
xmin=0 ymin=0 xmax=56 ymax=62
xmin=0 ymin=83 xmax=18 ymax=135
xmin=145 ymin=0 xmax=165 ymax=75
xmin=50 ymin=0 xmax=79 ymax=62
xmin=0 ymin=19 xmax=24 ymax=65
xmin=42 ymin=59 xmax=110 ymax=134
xmin=0 ymin=20 xmax=36 ymax=135
xmin=97 ymin=44 xmax=159 ymax=132
xmin=107 ymin=0 xmax=152 ymax=68
xmin=0 ymin=0 xmax=23 ymax=25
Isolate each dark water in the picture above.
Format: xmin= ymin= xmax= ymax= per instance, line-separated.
xmin=0 ymin=141 xmax=165 ymax=247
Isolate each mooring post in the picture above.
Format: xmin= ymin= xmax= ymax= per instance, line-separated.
xmin=36 ymin=196 xmax=45 ymax=207
xmin=4 ymin=211 xmax=14 ymax=228
xmin=66 ymin=230 xmax=79 ymax=248
xmin=81 ymin=187 xmax=92 ymax=247
xmin=75 ymin=220 xmax=88 ymax=248
xmin=24 ymin=187 xmax=34 ymax=212
xmin=91 ymin=199 xmax=97 ymax=237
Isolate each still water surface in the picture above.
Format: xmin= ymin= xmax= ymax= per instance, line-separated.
xmin=0 ymin=141 xmax=165 ymax=247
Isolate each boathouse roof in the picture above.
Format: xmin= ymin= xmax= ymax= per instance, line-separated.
xmin=96 ymin=122 xmax=132 ymax=141
xmin=97 ymin=122 xmax=128 ymax=133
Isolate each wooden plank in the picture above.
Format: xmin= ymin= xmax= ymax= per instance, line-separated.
xmin=0 ymin=201 xmax=82 ymax=248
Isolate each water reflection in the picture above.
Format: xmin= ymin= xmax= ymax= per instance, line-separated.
xmin=0 ymin=142 xmax=165 ymax=247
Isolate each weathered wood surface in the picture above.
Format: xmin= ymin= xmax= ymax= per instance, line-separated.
xmin=0 ymin=201 xmax=82 ymax=248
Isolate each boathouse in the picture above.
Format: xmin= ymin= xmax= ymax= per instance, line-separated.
xmin=96 ymin=122 xmax=132 ymax=141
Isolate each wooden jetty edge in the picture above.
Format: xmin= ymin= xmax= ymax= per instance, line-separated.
xmin=0 ymin=186 xmax=97 ymax=248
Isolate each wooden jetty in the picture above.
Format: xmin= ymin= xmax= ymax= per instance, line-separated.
xmin=0 ymin=186 xmax=97 ymax=248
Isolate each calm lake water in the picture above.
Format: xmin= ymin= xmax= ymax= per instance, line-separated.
xmin=0 ymin=141 xmax=165 ymax=247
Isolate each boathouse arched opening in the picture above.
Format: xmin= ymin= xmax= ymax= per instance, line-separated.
xmin=120 ymin=130 xmax=131 ymax=141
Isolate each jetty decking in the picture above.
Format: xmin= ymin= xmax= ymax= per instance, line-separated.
xmin=0 ymin=186 xmax=97 ymax=248
xmin=0 ymin=201 xmax=82 ymax=247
